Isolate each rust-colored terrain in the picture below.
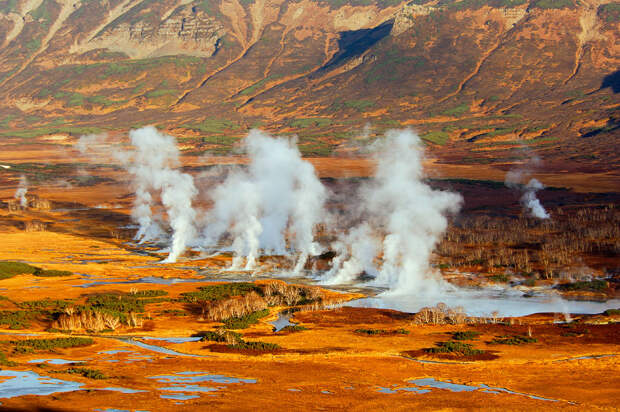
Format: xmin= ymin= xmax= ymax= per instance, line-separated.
xmin=0 ymin=0 xmax=619 ymax=410
xmin=0 ymin=159 xmax=618 ymax=410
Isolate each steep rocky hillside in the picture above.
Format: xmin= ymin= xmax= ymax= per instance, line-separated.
xmin=0 ymin=0 xmax=618 ymax=169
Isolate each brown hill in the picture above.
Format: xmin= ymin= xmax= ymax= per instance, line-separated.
xmin=0 ymin=0 xmax=618 ymax=171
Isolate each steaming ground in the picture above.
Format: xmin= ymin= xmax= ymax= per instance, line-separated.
xmin=348 ymin=289 xmax=620 ymax=318
xmin=74 ymin=126 xmax=613 ymax=318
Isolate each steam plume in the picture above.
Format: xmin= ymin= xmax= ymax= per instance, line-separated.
xmin=78 ymin=127 xmax=197 ymax=262
xmin=521 ymin=178 xmax=549 ymax=219
xmin=127 ymin=127 xmax=197 ymax=263
xmin=323 ymin=129 xmax=462 ymax=294
xmin=14 ymin=175 xmax=28 ymax=207
xmin=202 ymin=129 xmax=326 ymax=273
xmin=504 ymin=157 xmax=550 ymax=219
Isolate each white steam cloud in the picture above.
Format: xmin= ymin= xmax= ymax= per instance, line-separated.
xmin=505 ymin=157 xmax=550 ymax=219
xmin=127 ymin=127 xmax=197 ymax=263
xmin=201 ymin=129 xmax=327 ymax=273
xmin=77 ymin=127 xmax=459 ymax=292
xmin=14 ymin=175 xmax=28 ymax=207
xmin=78 ymin=127 xmax=197 ymax=263
xmin=322 ymin=129 xmax=463 ymax=294
xmin=521 ymin=178 xmax=549 ymax=219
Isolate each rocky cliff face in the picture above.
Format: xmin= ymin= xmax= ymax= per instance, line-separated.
xmin=75 ymin=5 xmax=226 ymax=58
xmin=0 ymin=0 xmax=617 ymax=169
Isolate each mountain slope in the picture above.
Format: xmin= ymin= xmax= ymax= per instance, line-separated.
xmin=0 ymin=0 xmax=618 ymax=170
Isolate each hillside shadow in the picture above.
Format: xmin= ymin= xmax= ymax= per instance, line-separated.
xmin=320 ymin=19 xmax=394 ymax=71
xmin=601 ymin=70 xmax=619 ymax=93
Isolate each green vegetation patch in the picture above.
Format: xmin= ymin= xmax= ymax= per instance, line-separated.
xmin=599 ymin=3 xmax=620 ymax=22
xmin=0 ymin=126 xmax=104 ymax=139
xmin=489 ymin=335 xmax=537 ymax=345
xmin=223 ymin=309 xmax=270 ymax=329
xmin=0 ymin=262 xmax=39 ymax=279
xmin=556 ymin=279 xmax=609 ymax=292
xmin=64 ymin=367 xmax=107 ymax=379
xmin=344 ymin=99 xmax=375 ymax=112
xmin=442 ymin=103 xmax=470 ymax=117
xmin=200 ymin=330 xmax=243 ymax=343
xmin=451 ymin=331 xmax=481 ymax=341
xmin=131 ymin=290 xmax=168 ymax=298
xmin=181 ymin=283 xmax=260 ymax=303
xmin=228 ymin=340 xmax=280 ymax=351
xmin=17 ymin=298 xmax=73 ymax=311
xmin=440 ymin=0 xmax=527 ymax=10
xmin=200 ymin=329 xmax=279 ymax=351
xmin=532 ymin=0 xmax=575 ymax=9
xmin=280 ymin=325 xmax=307 ymax=333
xmin=298 ymin=142 xmax=334 ymax=156
xmin=424 ymin=341 xmax=485 ymax=356
xmin=489 ymin=274 xmax=509 ymax=283
xmin=0 ymin=311 xmax=35 ymax=330
xmin=354 ymin=328 xmax=409 ymax=336
xmin=355 ymin=328 xmax=386 ymax=335
xmin=99 ymin=56 xmax=202 ymax=80
xmin=239 ymin=75 xmax=282 ymax=96
xmin=0 ymin=350 xmax=16 ymax=366
xmin=30 ymin=0 xmax=50 ymax=22
xmin=0 ymin=263 xmax=72 ymax=280
xmin=84 ymin=293 xmax=161 ymax=316
xmin=604 ymin=309 xmax=620 ymax=316
xmin=145 ymin=89 xmax=178 ymax=98
xmin=9 ymin=337 xmax=94 ymax=351
xmin=421 ymin=131 xmax=450 ymax=145
xmin=25 ymin=38 xmax=41 ymax=52
xmin=0 ymin=0 xmax=18 ymax=13
xmin=34 ymin=269 xmax=74 ymax=277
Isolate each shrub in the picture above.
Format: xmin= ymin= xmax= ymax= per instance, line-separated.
xmin=180 ymin=283 xmax=260 ymax=303
xmin=442 ymin=103 xmax=469 ymax=117
xmin=344 ymin=100 xmax=375 ymax=112
xmin=223 ymin=309 xmax=270 ymax=329
xmin=9 ymin=337 xmax=94 ymax=351
xmin=451 ymin=331 xmax=481 ymax=341
xmin=64 ymin=367 xmax=107 ymax=379
xmin=355 ymin=328 xmax=386 ymax=335
xmin=557 ymin=280 xmax=608 ymax=292
xmin=489 ymin=274 xmax=509 ymax=283
xmin=17 ymin=298 xmax=73 ymax=310
xmin=33 ymin=269 xmax=73 ymax=277
xmin=0 ymin=350 xmax=16 ymax=366
xmin=424 ymin=341 xmax=484 ymax=356
xmin=228 ymin=340 xmax=280 ymax=351
xmin=0 ymin=310 xmax=35 ymax=329
xmin=200 ymin=330 xmax=243 ymax=344
xmin=604 ymin=309 xmax=620 ymax=316
xmin=421 ymin=131 xmax=450 ymax=145
xmin=280 ymin=325 xmax=307 ymax=333
xmin=599 ymin=3 xmax=620 ymax=22
xmin=131 ymin=289 xmax=168 ymax=298
xmin=489 ymin=335 xmax=537 ymax=345
xmin=201 ymin=329 xmax=279 ymax=350
xmin=532 ymin=0 xmax=574 ymax=9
